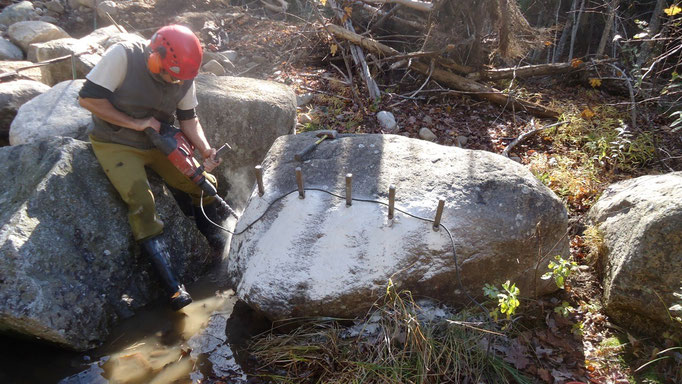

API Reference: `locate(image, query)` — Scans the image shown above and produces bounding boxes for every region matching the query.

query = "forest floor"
[53,1,682,383]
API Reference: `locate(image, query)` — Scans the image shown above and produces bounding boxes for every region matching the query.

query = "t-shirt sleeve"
[86,44,127,92]
[177,82,198,110]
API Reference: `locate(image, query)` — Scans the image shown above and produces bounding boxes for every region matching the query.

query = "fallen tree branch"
[326,24,560,118]
[502,120,569,157]
[360,0,433,12]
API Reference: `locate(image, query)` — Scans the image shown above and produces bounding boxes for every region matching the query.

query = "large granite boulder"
[7,21,69,53]
[27,26,127,86]
[227,133,568,321]
[195,75,297,207]
[0,137,212,351]
[0,79,51,142]
[9,80,91,146]
[588,172,682,336]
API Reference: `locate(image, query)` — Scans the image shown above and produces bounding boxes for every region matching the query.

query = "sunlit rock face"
[194,75,297,208]
[228,133,568,321]
[0,137,211,350]
[588,172,682,336]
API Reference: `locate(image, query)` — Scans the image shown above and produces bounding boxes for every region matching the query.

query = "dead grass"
[248,284,531,384]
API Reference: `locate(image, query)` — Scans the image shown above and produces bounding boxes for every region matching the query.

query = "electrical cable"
[199,188,486,311]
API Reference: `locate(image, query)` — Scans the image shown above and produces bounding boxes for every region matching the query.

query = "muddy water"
[0,268,261,384]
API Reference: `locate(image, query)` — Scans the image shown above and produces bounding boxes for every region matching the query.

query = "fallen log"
[468,61,585,81]
[325,24,560,118]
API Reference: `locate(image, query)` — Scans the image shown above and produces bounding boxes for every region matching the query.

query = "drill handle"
[214,142,232,160]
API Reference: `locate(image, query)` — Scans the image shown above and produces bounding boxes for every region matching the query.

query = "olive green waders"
[90,135,215,241]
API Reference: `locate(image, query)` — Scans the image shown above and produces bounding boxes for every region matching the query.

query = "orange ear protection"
[147,46,166,74]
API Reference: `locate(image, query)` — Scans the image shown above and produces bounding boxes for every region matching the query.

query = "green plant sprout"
[554,301,575,318]
[483,280,520,321]
[542,255,578,289]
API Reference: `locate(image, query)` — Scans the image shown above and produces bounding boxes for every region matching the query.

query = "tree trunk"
[555,0,577,62]
[498,0,510,58]
[596,0,619,57]
[551,0,561,63]
[637,0,666,66]
[568,0,585,60]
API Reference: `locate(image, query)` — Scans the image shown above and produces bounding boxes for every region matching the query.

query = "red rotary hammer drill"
[145,123,239,220]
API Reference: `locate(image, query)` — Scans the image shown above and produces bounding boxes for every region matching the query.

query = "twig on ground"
[502,120,569,157]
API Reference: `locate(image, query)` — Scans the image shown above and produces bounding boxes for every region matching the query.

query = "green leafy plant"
[554,301,575,318]
[483,280,521,321]
[542,255,577,289]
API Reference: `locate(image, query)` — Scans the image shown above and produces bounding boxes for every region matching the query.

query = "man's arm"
[179,117,221,172]
[79,97,161,132]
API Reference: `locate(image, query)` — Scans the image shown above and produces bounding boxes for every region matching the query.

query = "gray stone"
[96,1,118,18]
[588,172,682,336]
[195,75,297,208]
[0,38,23,60]
[376,111,397,132]
[39,15,60,24]
[9,80,91,145]
[202,59,226,76]
[103,32,146,49]
[456,135,468,147]
[0,79,51,140]
[81,25,127,47]
[202,51,235,72]
[419,127,437,141]
[0,137,212,350]
[69,0,96,9]
[8,20,70,53]
[227,134,567,321]
[296,92,314,107]
[46,0,66,14]
[220,50,238,62]
[0,1,35,26]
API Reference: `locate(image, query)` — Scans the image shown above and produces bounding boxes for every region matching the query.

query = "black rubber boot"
[195,200,227,251]
[140,235,193,311]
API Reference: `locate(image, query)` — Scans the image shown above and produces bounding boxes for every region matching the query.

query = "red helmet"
[148,25,203,80]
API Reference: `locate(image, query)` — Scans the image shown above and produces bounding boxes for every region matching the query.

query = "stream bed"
[0,267,269,384]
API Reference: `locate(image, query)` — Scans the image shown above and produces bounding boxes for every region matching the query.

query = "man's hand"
[136,116,161,132]
[202,148,222,173]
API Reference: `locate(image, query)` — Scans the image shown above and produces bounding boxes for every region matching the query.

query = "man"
[78,25,224,311]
